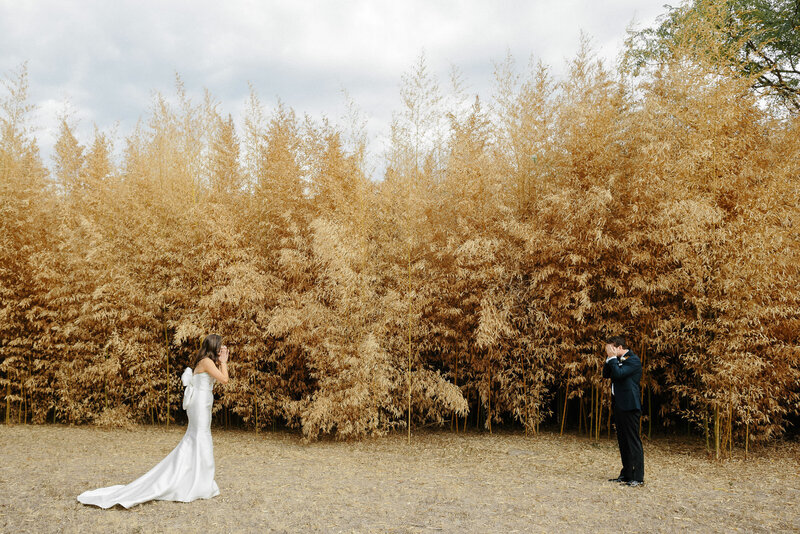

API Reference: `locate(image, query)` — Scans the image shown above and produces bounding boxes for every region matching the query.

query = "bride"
[78,334,230,508]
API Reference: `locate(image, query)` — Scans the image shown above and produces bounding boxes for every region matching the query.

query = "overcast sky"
[1,0,669,178]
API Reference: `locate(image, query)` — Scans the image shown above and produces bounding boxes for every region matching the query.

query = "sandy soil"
[0,424,798,533]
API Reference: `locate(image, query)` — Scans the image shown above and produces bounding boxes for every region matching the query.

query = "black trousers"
[614,406,644,482]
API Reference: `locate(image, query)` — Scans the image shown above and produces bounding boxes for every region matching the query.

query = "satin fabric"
[77,368,220,508]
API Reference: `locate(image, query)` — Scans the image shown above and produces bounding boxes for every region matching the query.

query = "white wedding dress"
[78,368,220,508]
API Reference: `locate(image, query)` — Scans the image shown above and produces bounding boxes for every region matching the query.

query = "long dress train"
[77,368,220,508]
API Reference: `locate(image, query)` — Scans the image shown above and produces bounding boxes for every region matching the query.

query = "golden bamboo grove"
[1,30,798,456]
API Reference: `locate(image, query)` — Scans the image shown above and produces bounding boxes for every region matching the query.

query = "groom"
[603,336,644,487]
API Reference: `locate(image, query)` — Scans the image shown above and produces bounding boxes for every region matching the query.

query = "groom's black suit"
[603,350,644,483]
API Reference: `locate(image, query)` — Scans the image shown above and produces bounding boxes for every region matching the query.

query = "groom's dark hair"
[606,336,627,349]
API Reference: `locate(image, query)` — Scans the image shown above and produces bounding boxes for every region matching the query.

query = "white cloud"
[0,0,668,177]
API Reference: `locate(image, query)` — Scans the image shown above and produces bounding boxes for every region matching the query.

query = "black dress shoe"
[626,480,644,487]
[608,476,628,483]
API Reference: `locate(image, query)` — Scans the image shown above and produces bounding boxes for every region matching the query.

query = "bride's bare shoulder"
[194,357,212,374]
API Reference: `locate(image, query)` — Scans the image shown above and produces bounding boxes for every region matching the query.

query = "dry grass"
[0,424,798,533]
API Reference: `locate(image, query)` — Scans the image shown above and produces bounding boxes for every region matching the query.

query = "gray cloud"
[0,0,667,176]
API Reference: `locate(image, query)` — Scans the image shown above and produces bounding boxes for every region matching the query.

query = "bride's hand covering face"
[219,345,229,363]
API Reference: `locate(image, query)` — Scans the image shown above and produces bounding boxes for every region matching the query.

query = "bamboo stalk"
[6,380,10,425]
[560,377,570,436]
[487,363,492,434]
[593,388,596,440]
[104,349,109,412]
[476,395,480,430]
[149,373,154,425]
[406,247,412,445]
[594,386,605,441]
[556,388,561,430]
[587,386,592,438]
[453,353,458,433]
[462,391,468,433]
[583,393,590,436]
[647,386,652,439]
[728,402,733,457]
[598,386,603,440]
[591,385,596,439]
[745,420,749,460]
[164,324,170,427]
[640,344,646,439]
[596,387,602,441]
[594,386,603,441]
[254,375,259,433]
[714,405,720,460]
[523,353,529,437]
[25,354,30,424]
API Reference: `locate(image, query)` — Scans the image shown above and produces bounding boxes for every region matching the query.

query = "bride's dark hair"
[193,334,223,368]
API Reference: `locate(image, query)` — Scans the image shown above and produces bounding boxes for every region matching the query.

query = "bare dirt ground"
[0,424,798,533]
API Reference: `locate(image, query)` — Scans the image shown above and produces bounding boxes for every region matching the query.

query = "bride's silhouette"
[78,334,230,508]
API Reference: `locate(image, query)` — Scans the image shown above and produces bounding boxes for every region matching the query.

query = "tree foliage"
[1,11,799,450]
[626,0,800,112]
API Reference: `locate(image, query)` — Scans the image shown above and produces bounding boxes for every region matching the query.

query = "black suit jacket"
[603,350,642,412]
